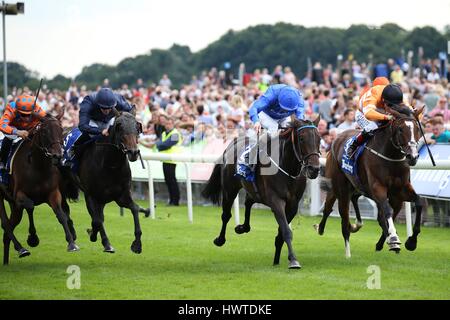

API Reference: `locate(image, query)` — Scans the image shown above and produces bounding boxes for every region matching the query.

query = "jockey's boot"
[347,130,373,159]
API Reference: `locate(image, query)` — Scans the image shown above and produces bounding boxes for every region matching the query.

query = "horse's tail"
[319,151,333,192]
[201,164,222,205]
[58,166,80,201]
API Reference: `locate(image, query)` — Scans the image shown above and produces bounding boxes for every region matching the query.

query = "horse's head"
[110,109,143,162]
[290,114,321,179]
[388,105,424,166]
[32,113,64,165]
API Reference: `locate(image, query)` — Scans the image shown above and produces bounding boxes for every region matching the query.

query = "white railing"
[139,153,450,235]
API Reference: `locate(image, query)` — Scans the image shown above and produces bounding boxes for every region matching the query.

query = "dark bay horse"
[60,110,150,254]
[317,106,425,257]
[202,116,321,269]
[0,114,78,265]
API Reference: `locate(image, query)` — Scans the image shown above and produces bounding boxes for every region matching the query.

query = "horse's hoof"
[375,243,384,251]
[213,237,225,247]
[27,234,40,247]
[67,243,80,252]
[18,248,31,258]
[388,243,401,253]
[87,229,97,242]
[405,237,417,251]
[103,245,115,253]
[288,260,302,269]
[143,209,151,218]
[235,224,250,234]
[131,241,142,254]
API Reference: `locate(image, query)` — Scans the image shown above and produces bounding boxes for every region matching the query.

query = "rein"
[267,124,320,179]
[27,118,63,158]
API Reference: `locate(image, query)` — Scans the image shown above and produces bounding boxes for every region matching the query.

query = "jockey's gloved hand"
[17,130,29,139]
[254,122,262,134]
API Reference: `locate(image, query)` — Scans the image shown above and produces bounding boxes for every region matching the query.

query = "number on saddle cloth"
[236,143,257,182]
[63,128,83,163]
[341,135,367,176]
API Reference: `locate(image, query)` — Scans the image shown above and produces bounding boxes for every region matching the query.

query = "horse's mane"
[390,104,413,117]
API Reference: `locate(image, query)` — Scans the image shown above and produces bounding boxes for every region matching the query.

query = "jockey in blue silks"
[236,84,305,182]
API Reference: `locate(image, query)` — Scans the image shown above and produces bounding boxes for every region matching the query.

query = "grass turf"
[0,199,448,300]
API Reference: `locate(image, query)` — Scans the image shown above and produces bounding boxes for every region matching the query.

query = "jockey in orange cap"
[0,94,46,170]
[346,82,406,158]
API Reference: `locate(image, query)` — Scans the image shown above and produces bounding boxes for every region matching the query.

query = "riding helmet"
[95,88,117,109]
[278,86,300,111]
[382,84,403,107]
[15,95,35,114]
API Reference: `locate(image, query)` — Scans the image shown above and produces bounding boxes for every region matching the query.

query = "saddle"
[341,135,367,176]
[0,138,24,185]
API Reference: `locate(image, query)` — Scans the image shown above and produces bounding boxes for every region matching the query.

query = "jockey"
[64,87,133,166]
[78,87,133,139]
[0,95,46,170]
[237,84,305,181]
[346,83,404,158]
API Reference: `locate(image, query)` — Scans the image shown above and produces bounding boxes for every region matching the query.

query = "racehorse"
[0,113,78,265]
[60,109,150,254]
[317,106,425,257]
[202,115,321,269]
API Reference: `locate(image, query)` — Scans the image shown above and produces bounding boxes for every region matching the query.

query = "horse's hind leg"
[62,197,76,241]
[235,194,254,235]
[351,194,363,232]
[116,193,143,254]
[315,191,336,235]
[48,190,79,252]
[26,207,40,247]
[213,189,239,247]
[337,193,352,258]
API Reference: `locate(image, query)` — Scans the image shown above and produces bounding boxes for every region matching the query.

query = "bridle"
[28,118,63,158]
[272,123,320,179]
[389,117,418,157]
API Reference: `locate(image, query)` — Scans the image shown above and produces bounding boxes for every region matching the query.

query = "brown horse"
[1,113,78,265]
[202,116,321,269]
[317,106,425,257]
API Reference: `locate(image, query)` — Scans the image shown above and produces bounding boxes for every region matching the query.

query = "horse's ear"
[56,108,64,122]
[414,105,425,119]
[130,104,137,117]
[112,107,120,118]
[313,114,321,127]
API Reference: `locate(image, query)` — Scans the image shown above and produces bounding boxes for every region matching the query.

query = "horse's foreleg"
[372,183,400,253]
[85,195,112,253]
[402,184,422,251]
[116,195,142,254]
[274,202,299,266]
[271,200,300,269]
[235,194,254,235]
[337,193,352,258]
[26,207,39,247]
[2,203,29,265]
[48,190,79,252]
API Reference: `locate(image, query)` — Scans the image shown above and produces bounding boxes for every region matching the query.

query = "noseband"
[291,125,321,169]
[389,117,418,156]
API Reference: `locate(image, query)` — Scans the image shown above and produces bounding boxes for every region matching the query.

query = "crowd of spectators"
[0,56,449,224]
